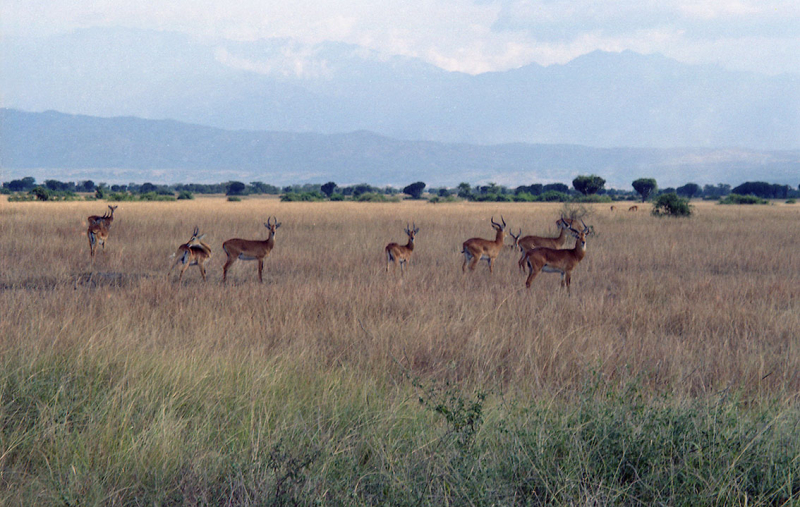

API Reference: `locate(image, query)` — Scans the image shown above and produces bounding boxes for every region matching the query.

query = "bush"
[718,194,769,205]
[227,196,242,202]
[539,190,571,202]
[329,193,345,201]
[280,191,324,202]
[573,194,613,203]
[177,190,194,200]
[651,192,692,217]
[355,192,399,202]
[786,199,797,204]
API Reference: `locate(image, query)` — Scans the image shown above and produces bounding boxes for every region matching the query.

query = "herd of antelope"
[86,205,593,292]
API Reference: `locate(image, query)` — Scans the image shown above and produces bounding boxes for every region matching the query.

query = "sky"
[2,0,799,75]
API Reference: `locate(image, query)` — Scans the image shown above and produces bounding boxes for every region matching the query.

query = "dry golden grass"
[1,197,798,399]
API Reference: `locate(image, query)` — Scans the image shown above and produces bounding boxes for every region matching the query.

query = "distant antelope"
[628,205,638,212]
[168,226,212,282]
[88,205,118,227]
[222,217,281,283]
[462,216,507,273]
[522,219,591,295]
[385,223,419,275]
[610,205,616,211]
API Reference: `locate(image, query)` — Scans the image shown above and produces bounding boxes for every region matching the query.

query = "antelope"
[521,219,591,295]
[628,205,638,212]
[515,217,571,271]
[222,217,281,283]
[508,229,522,250]
[385,223,419,274]
[461,216,507,273]
[88,205,118,227]
[168,226,212,282]
[610,205,616,211]
[87,221,110,258]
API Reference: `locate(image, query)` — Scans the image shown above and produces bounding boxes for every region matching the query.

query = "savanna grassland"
[1,197,799,505]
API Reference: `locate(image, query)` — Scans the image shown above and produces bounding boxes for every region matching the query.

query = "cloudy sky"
[2,0,799,75]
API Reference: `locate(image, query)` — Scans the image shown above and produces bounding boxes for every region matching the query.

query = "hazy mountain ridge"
[2,28,798,149]
[2,109,798,188]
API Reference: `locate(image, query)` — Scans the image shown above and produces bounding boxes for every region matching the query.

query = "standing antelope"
[521,219,591,294]
[515,217,571,270]
[87,221,110,258]
[628,205,638,212]
[168,226,212,282]
[610,205,616,211]
[462,216,507,273]
[222,217,281,283]
[88,205,118,227]
[385,223,419,274]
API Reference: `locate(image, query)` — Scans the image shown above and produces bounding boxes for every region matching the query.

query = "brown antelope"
[222,217,281,283]
[628,205,638,212]
[610,205,616,211]
[168,226,212,282]
[87,221,110,258]
[462,216,507,273]
[385,223,419,274]
[521,219,591,294]
[88,205,118,227]
[515,217,571,270]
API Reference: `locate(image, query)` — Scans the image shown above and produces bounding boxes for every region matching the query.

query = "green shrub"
[355,192,399,202]
[785,199,796,204]
[573,194,613,203]
[227,196,242,202]
[539,190,571,202]
[719,193,769,205]
[651,192,693,217]
[177,190,194,200]
[329,193,345,201]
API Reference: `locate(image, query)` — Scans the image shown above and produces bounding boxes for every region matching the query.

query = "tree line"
[2,175,798,203]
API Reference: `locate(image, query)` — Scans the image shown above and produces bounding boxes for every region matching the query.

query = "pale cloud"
[2,0,798,75]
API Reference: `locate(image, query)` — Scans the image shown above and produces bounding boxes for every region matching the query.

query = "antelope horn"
[193,225,199,237]
[266,217,273,227]
[490,216,500,228]
[501,215,506,227]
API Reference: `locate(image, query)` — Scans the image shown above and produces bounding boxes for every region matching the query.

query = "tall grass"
[1,198,798,504]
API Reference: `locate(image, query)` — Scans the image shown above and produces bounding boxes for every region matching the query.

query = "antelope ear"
[196,234,206,240]
[275,222,282,228]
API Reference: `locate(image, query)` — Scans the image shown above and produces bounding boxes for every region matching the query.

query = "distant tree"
[632,178,657,202]
[731,181,790,199]
[572,174,606,196]
[352,184,373,197]
[79,180,96,192]
[8,177,36,192]
[676,183,701,198]
[140,182,158,194]
[321,181,337,198]
[226,181,247,196]
[403,181,426,199]
[456,182,472,199]
[438,188,451,197]
[543,183,569,194]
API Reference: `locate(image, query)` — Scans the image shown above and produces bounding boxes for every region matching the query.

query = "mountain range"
[2,28,798,150]
[2,108,798,188]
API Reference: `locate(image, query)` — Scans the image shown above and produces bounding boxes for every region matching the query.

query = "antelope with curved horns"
[88,205,118,227]
[168,226,212,283]
[222,217,281,283]
[461,216,507,273]
[628,205,639,212]
[515,217,571,271]
[521,218,591,295]
[385,223,419,275]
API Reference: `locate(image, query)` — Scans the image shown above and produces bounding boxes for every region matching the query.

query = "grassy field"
[1,197,798,505]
